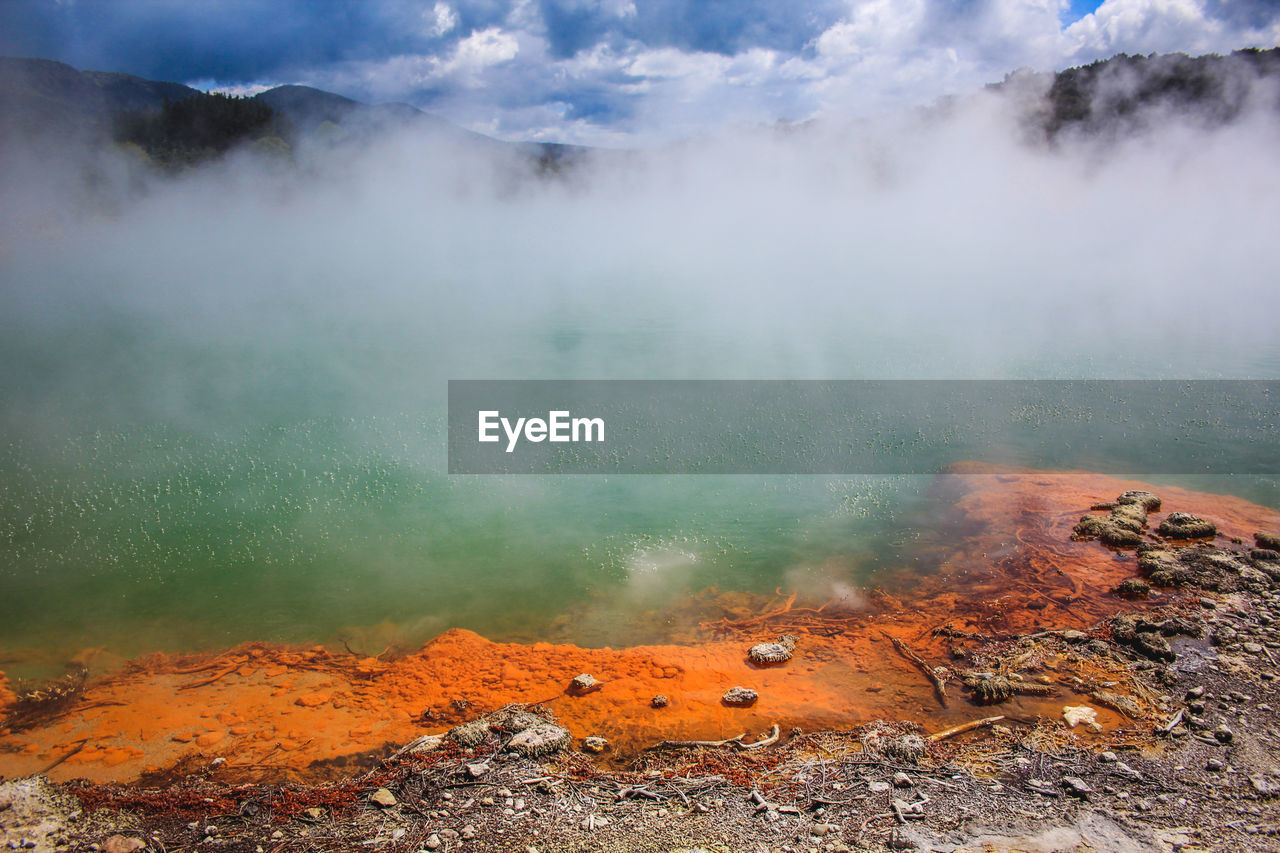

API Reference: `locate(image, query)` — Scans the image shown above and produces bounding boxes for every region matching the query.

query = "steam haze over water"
[3,53,1280,676]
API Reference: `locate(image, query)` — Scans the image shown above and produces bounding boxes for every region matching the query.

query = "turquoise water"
[3,123,1280,677]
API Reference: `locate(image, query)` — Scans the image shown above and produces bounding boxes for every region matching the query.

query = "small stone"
[1063,630,1088,642]
[1214,724,1234,743]
[460,825,477,840]
[1113,578,1151,598]
[1062,776,1093,797]
[303,807,325,821]
[722,686,758,706]
[103,839,145,853]
[1207,758,1227,772]
[1099,751,1117,763]
[1115,762,1142,780]
[1063,705,1101,731]
[1186,686,1206,699]
[569,673,602,694]
[424,836,441,851]
[582,736,609,753]
[868,781,891,794]
[370,788,397,807]
[651,694,669,708]
[892,772,912,788]
[466,762,491,779]
[1250,774,1280,796]
[294,691,330,707]
[810,823,836,837]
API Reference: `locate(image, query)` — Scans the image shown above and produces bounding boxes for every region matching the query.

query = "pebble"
[466,762,491,779]
[1215,724,1235,743]
[1062,777,1093,797]
[424,835,441,850]
[569,673,602,694]
[369,788,397,807]
[1207,758,1227,772]
[892,772,912,788]
[1115,762,1142,780]
[1099,751,1117,763]
[868,781,891,794]
[460,825,477,840]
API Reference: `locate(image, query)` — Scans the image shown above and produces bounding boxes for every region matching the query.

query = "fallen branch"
[740,724,781,750]
[926,715,1005,743]
[651,724,781,751]
[884,633,949,708]
[652,733,745,749]
[1159,707,1185,735]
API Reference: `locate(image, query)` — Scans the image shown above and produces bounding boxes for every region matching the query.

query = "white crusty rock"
[508,723,572,758]
[747,635,798,665]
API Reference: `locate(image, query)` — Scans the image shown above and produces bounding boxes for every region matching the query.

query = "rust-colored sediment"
[2,464,1277,784]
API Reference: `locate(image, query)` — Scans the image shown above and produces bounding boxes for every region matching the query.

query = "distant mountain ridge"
[3,49,1279,159]
[0,56,567,157]
[0,56,201,136]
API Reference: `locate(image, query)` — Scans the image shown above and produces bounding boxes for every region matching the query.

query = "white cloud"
[447,27,521,73]
[814,0,927,59]
[1064,0,1280,59]
[424,2,458,38]
[280,0,1280,145]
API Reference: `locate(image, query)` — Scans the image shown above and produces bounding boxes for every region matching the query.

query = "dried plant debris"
[3,668,88,732]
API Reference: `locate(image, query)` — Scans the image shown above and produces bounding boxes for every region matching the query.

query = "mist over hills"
[1,45,1278,246]
[4,47,1280,167]
[992,47,1280,139]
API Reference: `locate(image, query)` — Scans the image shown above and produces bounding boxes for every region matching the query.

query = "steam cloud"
[1,66,1279,658]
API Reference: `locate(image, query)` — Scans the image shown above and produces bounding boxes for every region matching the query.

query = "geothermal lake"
[2,115,1280,680]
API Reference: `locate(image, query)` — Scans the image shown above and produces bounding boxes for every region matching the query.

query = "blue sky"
[2,0,1277,144]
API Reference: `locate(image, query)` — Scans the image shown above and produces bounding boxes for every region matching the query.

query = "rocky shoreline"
[3,473,1280,852]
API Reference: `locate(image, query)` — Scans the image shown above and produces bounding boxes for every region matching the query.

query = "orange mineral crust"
[2,465,1277,784]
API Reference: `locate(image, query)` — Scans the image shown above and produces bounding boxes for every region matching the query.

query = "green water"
[3,130,1280,679]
